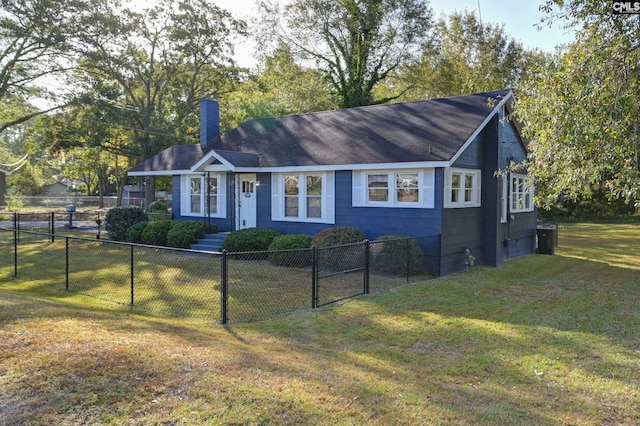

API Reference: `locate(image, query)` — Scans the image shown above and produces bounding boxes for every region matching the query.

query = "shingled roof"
[130,89,512,174]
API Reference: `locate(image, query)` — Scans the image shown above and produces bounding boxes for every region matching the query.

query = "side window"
[444,168,481,208]
[511,174,534,212]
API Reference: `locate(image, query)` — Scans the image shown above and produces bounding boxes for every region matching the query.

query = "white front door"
[237,174,257,230]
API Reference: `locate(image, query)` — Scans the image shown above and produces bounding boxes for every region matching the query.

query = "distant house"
[129,89,536,275]
[42,182,72,196]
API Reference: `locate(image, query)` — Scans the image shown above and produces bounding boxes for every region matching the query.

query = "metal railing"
[0,222,439,324]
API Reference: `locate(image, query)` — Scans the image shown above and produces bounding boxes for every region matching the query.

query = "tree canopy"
[402,10,543,99]
[516,0,640,213]
[257,0,433,108]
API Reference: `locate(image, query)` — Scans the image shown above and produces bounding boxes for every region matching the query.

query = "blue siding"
[260,170,442,239]
[498,116,527,168]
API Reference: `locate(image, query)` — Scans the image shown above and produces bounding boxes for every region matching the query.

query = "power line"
[0,153,29,168]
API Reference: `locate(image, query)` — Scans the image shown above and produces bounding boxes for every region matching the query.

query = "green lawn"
[0,231,416,322]
[1,222,639,425]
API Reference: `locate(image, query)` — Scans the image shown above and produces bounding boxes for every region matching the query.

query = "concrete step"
[190,232,229,252]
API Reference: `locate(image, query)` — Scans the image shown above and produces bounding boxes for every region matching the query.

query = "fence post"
[130,245,134,305]
[220,250,228,324]
[13,226,18,278]
[51,212,55,243]
[65,237,69,291]
[311,245,318,309]
[14,212,18,243]
[364,240,370,294]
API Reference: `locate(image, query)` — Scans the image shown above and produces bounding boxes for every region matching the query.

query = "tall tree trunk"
[144,175,155,209]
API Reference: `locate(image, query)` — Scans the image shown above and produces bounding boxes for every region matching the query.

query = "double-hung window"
[444,168,481,208]
[272,172,335,223]
[181,174,226,217]
[510,174,534,212]
[353,169,434,208]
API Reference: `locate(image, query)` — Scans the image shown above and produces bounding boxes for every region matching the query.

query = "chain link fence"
[0,211,105,235]
[1,214,439,324]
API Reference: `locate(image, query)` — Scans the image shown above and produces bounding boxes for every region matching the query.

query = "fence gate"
[315,241,369,307]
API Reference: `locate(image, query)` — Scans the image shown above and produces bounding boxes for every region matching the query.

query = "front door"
[237,174,257,230]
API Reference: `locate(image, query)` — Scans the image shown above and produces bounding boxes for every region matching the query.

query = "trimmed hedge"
[105,206,147,241]
[221,227,282,252]
[125,222,148,244]
[372,235,424,275]
[147,200,170,221]
[268,234,313,267]
[147,200,168,213]
[141,220,176,246]
[310,227,366,247]
[167,221,211,249]
[311,227,366,271]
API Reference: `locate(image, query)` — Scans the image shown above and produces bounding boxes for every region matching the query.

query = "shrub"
[311,227,366,271]
[372,235,424,275]
[147,200,168,213]
[310,227,366,247]
[141,220,176,246]
[221,227,281,252]
[125,222,148,244]
[268,234,313,267]
[104,206,147,241]
[167,221,210,249]
[147,200,169,221]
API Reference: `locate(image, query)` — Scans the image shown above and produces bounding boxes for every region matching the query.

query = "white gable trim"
[191,150,235,172]
[449,90,514,166]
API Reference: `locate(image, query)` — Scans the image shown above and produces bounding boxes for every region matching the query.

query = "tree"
[515,1,640,212]
[0,0,88,133]
[257,0,433,108]
[222,44,337,127]
[397,11,542,100]
[75,0,247,206]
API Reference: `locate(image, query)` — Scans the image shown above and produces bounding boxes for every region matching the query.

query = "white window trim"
[444,167,481,208]
[271,172,335,224]
[352,169,435,208]
[180,173,227,218]
[510,173,535,213]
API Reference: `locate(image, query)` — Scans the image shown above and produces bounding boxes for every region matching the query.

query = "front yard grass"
[0,221,639,424]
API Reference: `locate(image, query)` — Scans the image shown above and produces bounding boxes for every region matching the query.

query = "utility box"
[536,226,556,255]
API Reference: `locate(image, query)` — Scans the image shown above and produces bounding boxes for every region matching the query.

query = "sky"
[208,0,575,67]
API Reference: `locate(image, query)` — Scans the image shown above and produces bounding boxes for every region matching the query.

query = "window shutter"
[180,175,189,215]
[271,173,282,220]
[352,171,364,207]
[475,171,482,206]
[422,169,435,208]
[443,168,452,208]
[325,172,335,224]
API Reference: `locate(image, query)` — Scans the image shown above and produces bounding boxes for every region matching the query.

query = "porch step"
[190,232,229,252]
